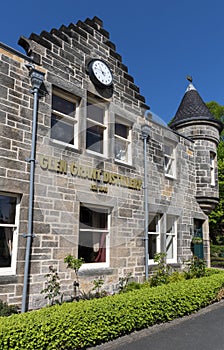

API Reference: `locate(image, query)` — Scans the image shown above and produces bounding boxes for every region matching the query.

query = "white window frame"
[51,88,79,149]
[164,140,176,179]
[165,215,177,264]
[210,152,216,187]
[79,204,110,270]
[86,97,108,157]
[148,214,161,264]
[114,116,132,165]
[0,193,20,276]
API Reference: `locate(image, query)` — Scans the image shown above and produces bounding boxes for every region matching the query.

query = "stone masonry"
[0,17,222,309]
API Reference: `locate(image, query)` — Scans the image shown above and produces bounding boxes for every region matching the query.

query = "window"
[210,152,216,187]
[51,88,79,148]
[148,213,177,264]
[114,117,132,164]
[0,193,20,275]
[166,215,177,263]
[86,99,107,155]
[164,141,176,178]
[78,205,110,267]
[148,214,161,262]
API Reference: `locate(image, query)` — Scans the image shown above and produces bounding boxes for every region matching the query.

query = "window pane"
[80,206,107,229]
[115,138,127,161]
[52,95,76,117]
[0,195,16,225]
[165,156,174,176]
[164,144,172,156]
[166,216,175,234]
[115,123,128,139]
[148,234,158,259]
[166,235,173,259]
[87,103,104,124]
[51,114,74,144]
[86,124,103,153]
[0,227,13,267]
[78,231,106,263]
[148,215,159,232]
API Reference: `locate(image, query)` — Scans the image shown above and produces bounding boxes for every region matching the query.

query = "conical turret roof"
[169,82,222,131]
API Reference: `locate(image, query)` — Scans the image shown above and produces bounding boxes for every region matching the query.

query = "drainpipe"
[141,124,151,281]
[21,68,45,313]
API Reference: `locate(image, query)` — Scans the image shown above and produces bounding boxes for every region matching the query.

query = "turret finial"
[186,75,193,83]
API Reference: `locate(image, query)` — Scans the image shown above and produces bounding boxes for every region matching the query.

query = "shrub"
[168,271,185,283]
[184,257,206,279]
[64,255,84,299]
[118,272,132,292]
[78,278,108,300]
[205,268,224,276]
[122,281,142,292]
[0,272,224,349]
[210,244,224,268]
[0,300,18,317]
[41,266,62,305]
[149,253,171,286]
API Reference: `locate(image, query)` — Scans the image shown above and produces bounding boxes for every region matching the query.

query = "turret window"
[210,152,216,187]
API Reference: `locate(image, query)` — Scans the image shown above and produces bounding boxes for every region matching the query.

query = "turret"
[169,80,223,214]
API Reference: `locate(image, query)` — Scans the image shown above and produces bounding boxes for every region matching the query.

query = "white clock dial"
[88,59,113,87]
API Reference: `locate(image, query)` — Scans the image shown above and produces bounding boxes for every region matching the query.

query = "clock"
[88,59,113,87]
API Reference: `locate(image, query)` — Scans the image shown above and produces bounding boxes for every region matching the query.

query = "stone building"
[0,17,222,310]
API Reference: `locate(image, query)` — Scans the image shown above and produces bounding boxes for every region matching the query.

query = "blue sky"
[1,0,223,123]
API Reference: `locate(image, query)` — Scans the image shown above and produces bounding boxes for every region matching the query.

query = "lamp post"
[21,68,45,313]
[141,124,151,281]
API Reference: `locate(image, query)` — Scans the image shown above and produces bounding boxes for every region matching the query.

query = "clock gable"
[18,16,150,115]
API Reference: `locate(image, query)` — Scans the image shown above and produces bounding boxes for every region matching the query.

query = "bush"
[168,271,185,283]
[122,281,142,292]
[149,253,171,287]
[211,259,224,268]
[184,257,206,279]
[0,272,224,349]
[210,245,224,268]
[205,268,224,276]
[0,300,18,317]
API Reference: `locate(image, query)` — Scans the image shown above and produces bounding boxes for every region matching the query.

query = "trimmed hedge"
[1,272,224,350]
[211,245,224,268]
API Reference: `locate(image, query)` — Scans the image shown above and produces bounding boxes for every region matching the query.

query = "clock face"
[89,59,113,87]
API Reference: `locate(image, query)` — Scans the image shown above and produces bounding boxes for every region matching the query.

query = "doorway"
[193,219,204,259]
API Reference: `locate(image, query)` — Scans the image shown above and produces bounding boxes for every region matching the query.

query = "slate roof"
[169,83,221,130]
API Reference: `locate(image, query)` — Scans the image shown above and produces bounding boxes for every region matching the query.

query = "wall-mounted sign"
[39,155,142,191]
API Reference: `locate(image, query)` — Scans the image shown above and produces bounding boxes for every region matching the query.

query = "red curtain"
[95,233,106,262]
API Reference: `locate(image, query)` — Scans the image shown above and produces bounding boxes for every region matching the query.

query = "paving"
[88,300,224,350]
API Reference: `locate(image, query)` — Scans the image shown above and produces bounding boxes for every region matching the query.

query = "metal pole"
[141,124,150,281]
[21,68,44,313]
[144,135,149,280]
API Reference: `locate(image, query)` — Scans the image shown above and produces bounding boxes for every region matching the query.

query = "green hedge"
[1,272,224,350]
